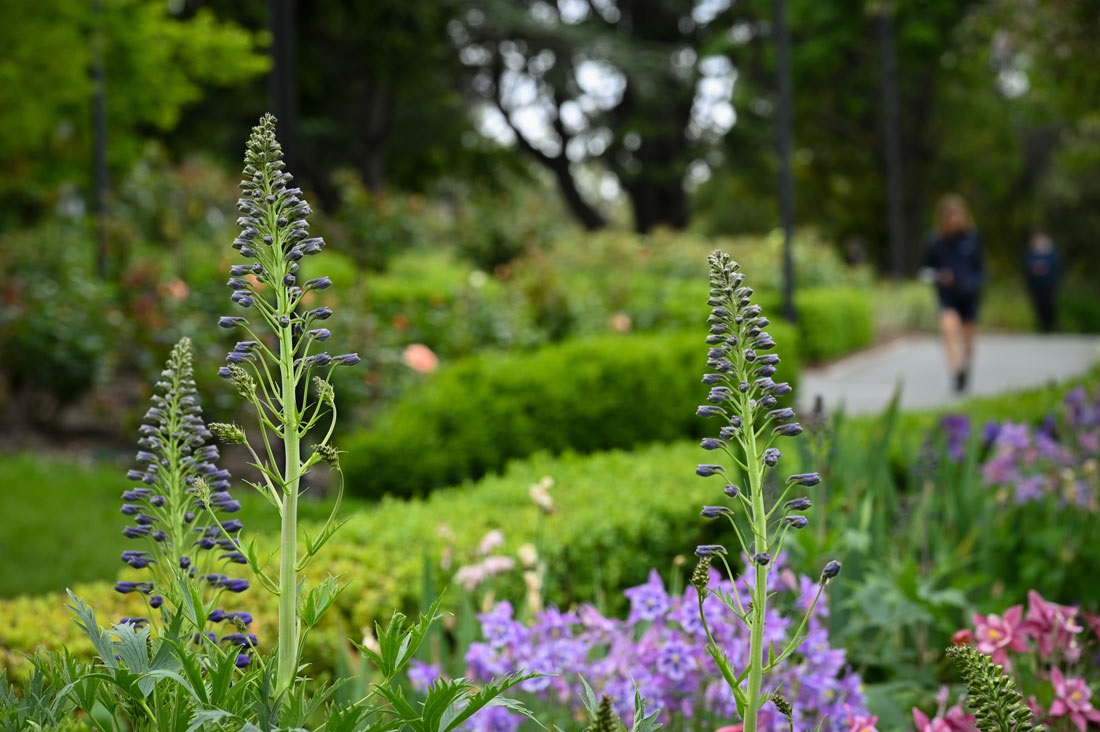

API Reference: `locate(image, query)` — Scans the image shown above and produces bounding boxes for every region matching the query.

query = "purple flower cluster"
[216,113,358,381]
[409,555,868,732]
[977,385,1100,508]
[117,337,254,667]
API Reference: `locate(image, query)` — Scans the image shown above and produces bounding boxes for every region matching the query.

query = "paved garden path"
[797,333,1100,416]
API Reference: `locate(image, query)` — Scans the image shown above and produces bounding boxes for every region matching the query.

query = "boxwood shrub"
[340,325,800,501]
[755,287,874,363]
[0,440,726,685]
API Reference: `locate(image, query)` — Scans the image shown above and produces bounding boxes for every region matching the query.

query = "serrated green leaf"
[64,590,117,670]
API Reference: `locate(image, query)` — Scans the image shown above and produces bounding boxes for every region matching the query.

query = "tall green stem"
[742,413,768,732]
[277,295,301,694]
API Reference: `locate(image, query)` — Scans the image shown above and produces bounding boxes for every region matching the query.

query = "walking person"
[923,194,985,393]
[1023,231,1060,333]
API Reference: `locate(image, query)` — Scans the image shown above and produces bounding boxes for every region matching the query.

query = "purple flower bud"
[225,351,254,364]
[301,238,324,255]
[756,365,777,378]
[307,329,331,341]
[755,336,776,351]
[303,353,332,368]
[123,525,152,539]
[121,504,140,516]
[768,382,793,396]
[220,551,248,564]
[700,505,733,518]
[220,578,250,593]
[333,353,360,366]
[697,405,724,418]
[724,484,740,497]
[115,581,154,595]
[773,423,803,437]
[759,395,778,409]
[305,276,332,291]
[285,247,304,261]
[150,595,164,609]
[821,560,842,582]
[227,278,251,290]
[707,387,731,404]
[696,464,725,477]
[784,516,809,529]
[695,544,728,557]
[221,633,258,648]
[707,348,726,361]
[753,552,771,566]
[786,473,821,487]
[766,408,796,421]
[307,307,333,321]
[744,349,756,362]
[220,316,248,329]
[701,373,723,385]
[763,448,781,467]
[705,334,725,346]
[236,654,253,668]
[784,497,812,511]
[700,438,725,450]
[217,366,233,379]
[221,519,244,534]
[121,550,155,569]
[719,425,738,439]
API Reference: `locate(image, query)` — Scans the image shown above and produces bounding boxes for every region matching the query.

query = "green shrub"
[341,327,801,501]
[0,440,726,685]
[766,288,875,363]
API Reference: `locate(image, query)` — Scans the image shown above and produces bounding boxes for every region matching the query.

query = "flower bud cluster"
[217,114,358,386]
[116,338,254,668]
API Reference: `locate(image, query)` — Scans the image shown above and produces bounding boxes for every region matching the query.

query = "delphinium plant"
[111,336,253,667]
[691,251,842,732]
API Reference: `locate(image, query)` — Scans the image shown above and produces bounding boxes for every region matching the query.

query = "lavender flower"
[451,555,868,731]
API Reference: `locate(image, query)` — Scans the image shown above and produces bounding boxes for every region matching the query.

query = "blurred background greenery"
[3,5,1100,723]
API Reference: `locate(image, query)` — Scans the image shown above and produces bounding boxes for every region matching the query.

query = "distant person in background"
[922,194,985,394]
[1023,231,1060,333]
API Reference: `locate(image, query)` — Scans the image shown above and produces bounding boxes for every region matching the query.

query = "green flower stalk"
[692,251,840,732]
[117,337,254,667]
[216,114,358,694]
[946,643,1042,732]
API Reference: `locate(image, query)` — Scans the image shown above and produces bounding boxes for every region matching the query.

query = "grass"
[0,452,351,599]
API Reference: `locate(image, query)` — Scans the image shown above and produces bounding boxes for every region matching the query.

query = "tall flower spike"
[692,251,839,732]
[118,337,254,663]
[221,115,359,694]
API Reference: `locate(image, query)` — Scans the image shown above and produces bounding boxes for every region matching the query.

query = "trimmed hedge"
[0,441,729,685]
[341,326,800,501]
[756,287,875,363]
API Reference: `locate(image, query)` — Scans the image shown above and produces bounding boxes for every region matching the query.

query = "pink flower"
[845,713,878,732]
[1048,668,1100,732]
[973,605,1030,667]
[912,705,979,732]
[714,725,743,732]
[403,343,439,373]
[1019,590,1083,661]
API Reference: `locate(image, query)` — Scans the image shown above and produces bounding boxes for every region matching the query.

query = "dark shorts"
[938,291,980,322]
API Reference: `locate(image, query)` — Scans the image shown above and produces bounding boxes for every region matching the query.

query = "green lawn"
[0,452,347,599]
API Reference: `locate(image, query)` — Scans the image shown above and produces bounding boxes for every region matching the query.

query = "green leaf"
[64,590,117,669]
[439,671,543,732]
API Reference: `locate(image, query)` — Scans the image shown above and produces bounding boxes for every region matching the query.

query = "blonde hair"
[935,193,973,235]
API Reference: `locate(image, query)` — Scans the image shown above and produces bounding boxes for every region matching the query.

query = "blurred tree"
[695,0,1100,276]
[453,0,740,233]
[0,0,267,229]
[169,0,527,210]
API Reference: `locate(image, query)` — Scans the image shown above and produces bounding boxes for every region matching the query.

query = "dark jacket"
[925,229,985,298]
